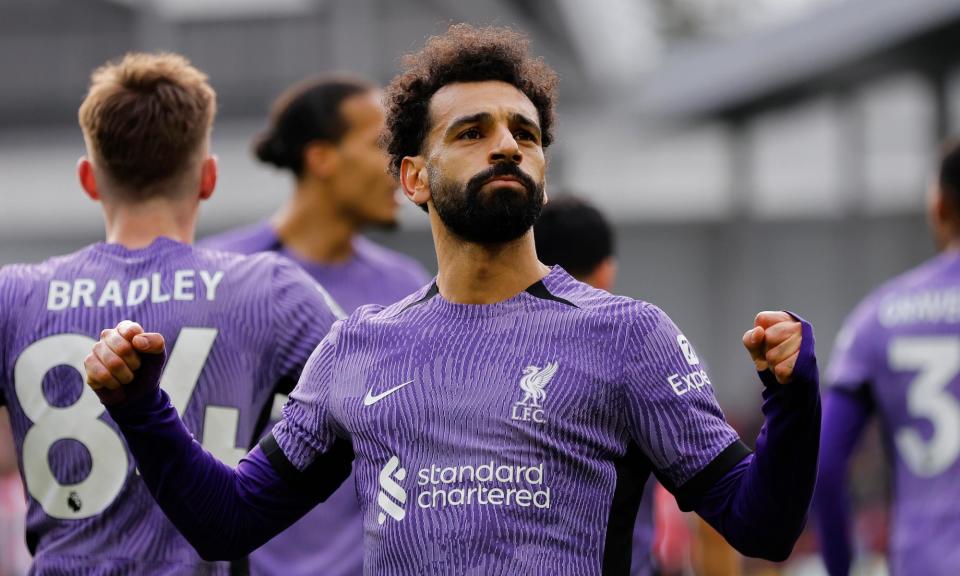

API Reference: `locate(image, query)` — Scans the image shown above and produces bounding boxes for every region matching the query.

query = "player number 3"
[889,335,960,477]
[14,328,244,520]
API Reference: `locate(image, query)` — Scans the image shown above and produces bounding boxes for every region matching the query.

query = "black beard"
[429,163,545,244]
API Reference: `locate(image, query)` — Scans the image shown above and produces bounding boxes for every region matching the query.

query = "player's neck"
[433,221,549,305]
[272,181,356,263]
[103,198,195,248]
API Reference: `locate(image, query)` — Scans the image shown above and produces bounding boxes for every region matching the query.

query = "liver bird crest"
[517,362,559,407]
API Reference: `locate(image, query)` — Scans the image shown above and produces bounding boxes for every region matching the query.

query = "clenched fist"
[84,320,166,405]
[742,311,803,385]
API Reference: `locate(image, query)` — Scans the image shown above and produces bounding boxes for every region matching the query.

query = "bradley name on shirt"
[47,270,225,311]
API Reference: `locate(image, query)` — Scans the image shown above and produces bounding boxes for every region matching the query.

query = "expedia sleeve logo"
[667,370,712,396]
[668,335,711,397]
[676,335,700,366]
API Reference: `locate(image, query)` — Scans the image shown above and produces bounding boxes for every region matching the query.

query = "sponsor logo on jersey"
[667,370,712,397]
[376,455,553,526]
[377,456,407,524]
[511,362,558,424]
[416,461,552,511]
[676,334,700,366]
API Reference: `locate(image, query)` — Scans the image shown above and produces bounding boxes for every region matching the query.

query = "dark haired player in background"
[534,195,741,576]
[816,140,960,576]
[202,75,427,312]
[534,195,617,290]
[0,53,339,574]
[202,75,428,576]
[85,25,820,574]
[535,194,666,574]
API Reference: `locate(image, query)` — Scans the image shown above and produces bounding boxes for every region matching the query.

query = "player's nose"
[488,124,522,165]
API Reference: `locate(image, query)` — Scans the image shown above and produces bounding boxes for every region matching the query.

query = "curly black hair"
[382,23,559,179]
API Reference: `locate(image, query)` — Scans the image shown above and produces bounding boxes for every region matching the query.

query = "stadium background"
[2,0,957,573]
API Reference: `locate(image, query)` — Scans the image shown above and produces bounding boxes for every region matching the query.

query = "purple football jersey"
[827,251,960,575]
[271,266,742,574]
[0,237,338,575]
[201,221,429,576]
[201,221,429,314]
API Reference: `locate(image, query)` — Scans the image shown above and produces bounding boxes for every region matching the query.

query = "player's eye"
[514,129,537,142]
[458,128,482,140]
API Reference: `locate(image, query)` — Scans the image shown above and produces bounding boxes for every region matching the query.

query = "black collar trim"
[399,278,578,313]
[525,280,578,308]
[400,282,440,313]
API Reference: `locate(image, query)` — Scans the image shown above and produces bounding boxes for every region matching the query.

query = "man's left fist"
[742,311,803,385]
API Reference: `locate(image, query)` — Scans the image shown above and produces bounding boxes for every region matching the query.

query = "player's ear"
[199,155,217,201]
[77,157,100,202]
[303,142,338,179]
[400,156,430,207]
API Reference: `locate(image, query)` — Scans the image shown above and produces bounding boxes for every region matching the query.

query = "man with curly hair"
[82,25,821,574]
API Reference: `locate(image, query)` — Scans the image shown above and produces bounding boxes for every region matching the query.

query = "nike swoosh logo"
[363,380,414,406]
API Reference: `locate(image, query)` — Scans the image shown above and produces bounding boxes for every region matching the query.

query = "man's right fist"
[85,320,165,405]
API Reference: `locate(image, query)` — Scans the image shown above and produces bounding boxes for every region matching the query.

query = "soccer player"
[534,196,741,576]
[202,75,428,312]
[0,53,339,574]
[201,76,429,576]
[815,140,960,576]
[535,195,658,571]
[84,25,821,574]
[533,195,617,291]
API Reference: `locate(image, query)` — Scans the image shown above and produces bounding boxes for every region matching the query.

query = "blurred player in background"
[816,140,960,575]
[84,25,820,574]
[0,53,339,574]
[201,76,428,311]
[201,75,429,576]
[535,195,741,576]
[535,195,659,573]
[534,194,617,291]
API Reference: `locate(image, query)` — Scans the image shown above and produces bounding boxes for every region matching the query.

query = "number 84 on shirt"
[13,327,243,520]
